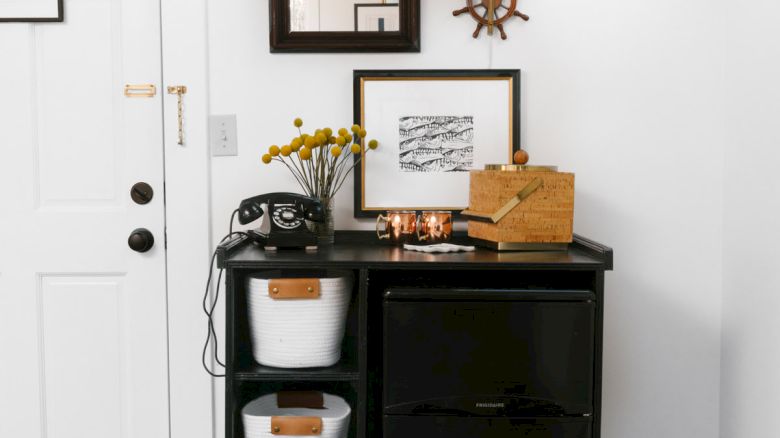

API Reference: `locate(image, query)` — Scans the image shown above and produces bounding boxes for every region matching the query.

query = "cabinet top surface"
[219,233,612,271]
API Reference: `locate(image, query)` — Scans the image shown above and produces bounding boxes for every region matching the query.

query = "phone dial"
[238,193,325,249]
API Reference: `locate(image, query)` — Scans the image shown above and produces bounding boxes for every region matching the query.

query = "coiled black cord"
[202,209,245,378]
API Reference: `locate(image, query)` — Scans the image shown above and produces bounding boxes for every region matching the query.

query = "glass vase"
[309,197,335,246]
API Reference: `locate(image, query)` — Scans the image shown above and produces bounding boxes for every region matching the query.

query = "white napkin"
[403,243,476,253]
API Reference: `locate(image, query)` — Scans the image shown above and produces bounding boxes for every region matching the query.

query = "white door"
[0,0,170,437]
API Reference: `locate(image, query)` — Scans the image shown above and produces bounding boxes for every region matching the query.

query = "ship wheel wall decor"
[454,0,529,40]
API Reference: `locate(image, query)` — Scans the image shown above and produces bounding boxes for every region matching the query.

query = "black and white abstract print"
[398,116,474,172]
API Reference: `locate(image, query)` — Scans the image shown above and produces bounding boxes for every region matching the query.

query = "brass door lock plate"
[124,84,157,98]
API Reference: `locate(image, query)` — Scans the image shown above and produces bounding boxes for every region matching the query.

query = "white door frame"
[160,0,215,437]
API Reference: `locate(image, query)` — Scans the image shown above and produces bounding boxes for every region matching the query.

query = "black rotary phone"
[237,193,325,249]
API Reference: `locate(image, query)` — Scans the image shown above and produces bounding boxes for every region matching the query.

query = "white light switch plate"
[210,114,238,156]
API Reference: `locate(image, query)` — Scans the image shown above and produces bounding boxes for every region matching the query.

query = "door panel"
[0,0,169,437]
[39,275,127,438]
[35,0,122,207]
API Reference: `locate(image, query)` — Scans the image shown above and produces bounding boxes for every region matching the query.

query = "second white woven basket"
[242,393,351,438]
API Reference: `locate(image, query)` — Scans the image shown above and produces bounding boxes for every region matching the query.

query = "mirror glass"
[289,0,400,32]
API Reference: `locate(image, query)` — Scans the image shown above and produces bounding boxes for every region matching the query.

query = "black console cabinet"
[218,232,612,438]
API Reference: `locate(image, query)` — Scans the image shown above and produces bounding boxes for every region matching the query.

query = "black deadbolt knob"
[128,228,154,253]
[130,182,154,205]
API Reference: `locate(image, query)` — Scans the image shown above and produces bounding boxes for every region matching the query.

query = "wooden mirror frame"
[269,0,420,53]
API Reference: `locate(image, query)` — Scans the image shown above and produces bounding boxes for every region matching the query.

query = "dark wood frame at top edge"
[269,0,419,53]
[352,69,522,219]
[0,0,63,22]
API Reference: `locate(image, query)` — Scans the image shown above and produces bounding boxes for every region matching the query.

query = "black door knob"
[128,228,154,253]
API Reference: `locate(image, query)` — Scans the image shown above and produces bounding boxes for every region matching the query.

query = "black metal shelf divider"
[357,268,369,438]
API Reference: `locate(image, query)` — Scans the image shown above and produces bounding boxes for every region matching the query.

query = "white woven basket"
[242,393,351,438]
[246,271,352,368]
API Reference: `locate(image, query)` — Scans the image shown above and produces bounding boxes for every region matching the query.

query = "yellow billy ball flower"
[315,133,327,145]
[358,128,367,139]
[338,128,349,137]
[269,145,281,156]
[368,139,379,149]
[294,118,303,128]
[336,136,346,146]
[304,136,317,149]
[299,147,312,160]
[323,128,333,138]
[280,145,292,157]
[351,124,361,134]
[290,138,303,151]
[345,134,353,143]
[350,143,361,154]
[331,146,342,157]
[328,136,337,145]
[261,153,272,164]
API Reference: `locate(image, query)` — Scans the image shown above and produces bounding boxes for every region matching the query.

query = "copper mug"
[417,211,453,243]
[376,211,418,243]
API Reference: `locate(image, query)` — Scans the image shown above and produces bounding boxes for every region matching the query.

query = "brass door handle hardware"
[167,85,188,145]
[124,84,157,98]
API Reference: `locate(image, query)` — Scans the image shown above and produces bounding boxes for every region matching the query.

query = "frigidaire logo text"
[475,402,505,408]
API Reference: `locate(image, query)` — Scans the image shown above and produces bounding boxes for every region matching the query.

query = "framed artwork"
[353,69,521,218]
[0,0,63,22]
[354,3,399,32]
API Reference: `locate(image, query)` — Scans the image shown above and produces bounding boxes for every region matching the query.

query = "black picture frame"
[0,0,63,22]
[354,3,399,32]
[269,0,419,53]
[353,69,522,219]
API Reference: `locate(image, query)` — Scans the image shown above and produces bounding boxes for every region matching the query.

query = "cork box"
[466,169,575,244]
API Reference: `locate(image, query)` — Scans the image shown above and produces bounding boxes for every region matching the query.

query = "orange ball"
[513,149,529,165]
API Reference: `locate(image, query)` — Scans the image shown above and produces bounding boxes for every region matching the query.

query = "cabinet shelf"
[233,360,360,382]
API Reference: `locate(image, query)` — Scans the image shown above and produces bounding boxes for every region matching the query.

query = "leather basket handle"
[272,392,325,436]
[268,279,320,299]
[270,416,323,436]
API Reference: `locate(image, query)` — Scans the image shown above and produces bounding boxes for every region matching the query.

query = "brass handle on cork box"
[461,177,543,224]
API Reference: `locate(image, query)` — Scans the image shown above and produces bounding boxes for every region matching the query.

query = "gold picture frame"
[353,70,520,218]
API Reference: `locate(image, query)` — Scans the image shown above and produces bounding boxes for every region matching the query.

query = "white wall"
[207,1,726,437]
[721,1,780,437]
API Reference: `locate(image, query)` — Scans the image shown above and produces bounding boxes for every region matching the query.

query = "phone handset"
[238,193,325,225]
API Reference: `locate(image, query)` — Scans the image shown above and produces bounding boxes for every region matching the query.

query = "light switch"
[210,114,238,156]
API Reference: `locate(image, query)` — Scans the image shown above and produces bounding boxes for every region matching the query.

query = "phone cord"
[202,209,244,378]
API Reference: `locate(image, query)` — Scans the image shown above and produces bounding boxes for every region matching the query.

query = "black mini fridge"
[383,288,596,438]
